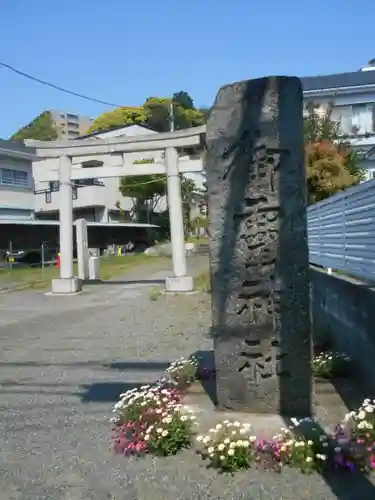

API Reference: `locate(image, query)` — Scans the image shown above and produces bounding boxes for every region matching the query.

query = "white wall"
[0,156,35,218]
[304,89,375,136]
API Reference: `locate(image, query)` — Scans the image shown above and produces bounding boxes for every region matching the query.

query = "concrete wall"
[310,266,375,382]
[0,155,35,218]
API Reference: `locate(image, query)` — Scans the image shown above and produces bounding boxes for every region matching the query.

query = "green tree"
[304,104,365,203]
[180,176,197,236]
[11,111,58,141]
[119,158,166,223]
[87,107,147,134]
[172,91,194,110]
[87,93,206,135]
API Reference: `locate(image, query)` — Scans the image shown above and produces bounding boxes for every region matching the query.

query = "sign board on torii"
[27,125,207,295]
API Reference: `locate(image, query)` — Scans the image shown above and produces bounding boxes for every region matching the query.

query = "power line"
[0,61,124,107]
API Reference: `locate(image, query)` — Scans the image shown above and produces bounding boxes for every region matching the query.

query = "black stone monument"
[206,76,311,416]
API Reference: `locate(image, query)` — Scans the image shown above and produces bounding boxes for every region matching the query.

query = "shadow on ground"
[83,279,165,286]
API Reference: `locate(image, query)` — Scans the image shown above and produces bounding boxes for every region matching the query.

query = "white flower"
[224,438,230,445]
[239,428,248,435]
[366,405,374,413]
[203,436,210,444]
[208,447,214,454]
[144,435,150,441]
[306,457,313,462]
[242,441,250,448]
[236,440,244,447]
[216,424,223,430]
[196,435,203,442]
[233,421,241,427]
[358,411,366,420]
[156,428,163,434]
[229,442,236,449]
[181,416,188,421]
[307,440,313,446]
[227,449,235,456]
[162,416,172,424]
[189,415,196,421]
[219,455,225,460]
[249,436,257,443]
[161,430,169,437]
[218,444,225,451]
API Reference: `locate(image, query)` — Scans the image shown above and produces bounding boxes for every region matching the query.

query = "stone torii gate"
[29,126,206,295]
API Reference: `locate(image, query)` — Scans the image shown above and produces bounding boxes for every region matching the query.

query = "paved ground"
[1,256,375,500]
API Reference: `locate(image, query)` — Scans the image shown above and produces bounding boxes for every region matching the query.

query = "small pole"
[9,240,12,270]
[169,102,175,132]
[41,243,45,277]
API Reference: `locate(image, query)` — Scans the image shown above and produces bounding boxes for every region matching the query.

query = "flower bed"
[313,351,352,379]
[111,353,375,475]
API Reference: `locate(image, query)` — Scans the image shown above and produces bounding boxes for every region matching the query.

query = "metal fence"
[307,178,375,282]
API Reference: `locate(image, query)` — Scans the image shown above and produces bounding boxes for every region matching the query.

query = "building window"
[68,130,79,137]
[67,122,79,129]
[331,103,375,135]
[0,168,28,187]
[67,113,78,121]
[45,191,51,203]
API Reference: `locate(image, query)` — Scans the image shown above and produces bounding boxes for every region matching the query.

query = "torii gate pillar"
[164,146,194,292]
[51,155,82,294]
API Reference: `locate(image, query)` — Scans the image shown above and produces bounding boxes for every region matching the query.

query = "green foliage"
[312,351,352,379]
[87,107,147,134]
[172,91,194,110]
[166,356,199,388]
[11,111,58,141]
[144,97,172,132]
[146,412,195,457]
[88,92,206,135]
[304,104,365,203]
[304,103,340,143]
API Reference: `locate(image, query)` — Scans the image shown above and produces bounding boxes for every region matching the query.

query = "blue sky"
[1,0,375,138]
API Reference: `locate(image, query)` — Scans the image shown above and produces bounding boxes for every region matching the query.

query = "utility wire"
[0,61,124,107]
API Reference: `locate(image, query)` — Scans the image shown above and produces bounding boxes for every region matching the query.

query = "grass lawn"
[0,254,167,291]
[185,236,209,245]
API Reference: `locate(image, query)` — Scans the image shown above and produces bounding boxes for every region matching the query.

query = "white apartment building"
[0,139,37,220]
[50,110,93,140]
[33,124,205,222]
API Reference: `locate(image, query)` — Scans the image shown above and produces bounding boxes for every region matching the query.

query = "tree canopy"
[11,111,58,141]
[87,91,206,135]
[87,107,147,134]
[304,103,365,203]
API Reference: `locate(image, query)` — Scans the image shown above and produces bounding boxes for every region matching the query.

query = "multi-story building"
[0,139,36,220]
[301,60,375,179]
[50,110,93,140]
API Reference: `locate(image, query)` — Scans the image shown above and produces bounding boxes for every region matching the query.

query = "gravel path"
[0,256,374,500]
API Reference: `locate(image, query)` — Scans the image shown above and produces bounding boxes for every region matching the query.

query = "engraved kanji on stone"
[238,338,288,385]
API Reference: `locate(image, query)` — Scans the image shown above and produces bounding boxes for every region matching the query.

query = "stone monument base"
[50,277,82,295]
[182,379,334,438]
[165,275,194,293]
